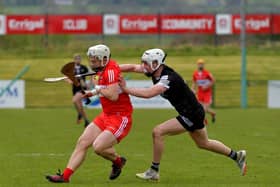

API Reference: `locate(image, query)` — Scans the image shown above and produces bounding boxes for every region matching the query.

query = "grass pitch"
[0,108,279,186]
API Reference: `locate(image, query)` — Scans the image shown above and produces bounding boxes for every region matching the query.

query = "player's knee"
[152,126,163,138]
[72,97,78,104]
[72,94,82,103]
[76,138,91,150]
[195,140,209,150]
[92,142,103,155]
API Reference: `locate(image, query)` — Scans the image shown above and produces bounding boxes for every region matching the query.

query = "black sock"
[78,113,82,119]
[228,150,237,160]
[84,119,90,127]
[151,162,159,172]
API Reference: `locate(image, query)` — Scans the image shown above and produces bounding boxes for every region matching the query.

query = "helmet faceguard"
[87,44,110,72]
[141,48,166,76]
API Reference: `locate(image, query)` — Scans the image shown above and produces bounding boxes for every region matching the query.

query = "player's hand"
[64,77,73,84]
[92,75,99,86]
[82,90,94,98]
[201,85,209,91]
[191,88,196,94]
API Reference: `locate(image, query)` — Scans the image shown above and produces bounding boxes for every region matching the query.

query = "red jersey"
[96,59,133,115]
[192,69,214,94]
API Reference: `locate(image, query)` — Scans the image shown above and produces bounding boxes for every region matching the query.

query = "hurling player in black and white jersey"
[119,48,247,181]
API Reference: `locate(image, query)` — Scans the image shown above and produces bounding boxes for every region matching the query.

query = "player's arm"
[191,81,197,93]
[85,67,121,101]
[98,83,119,101]
[202,73,215,90]
[191,74,197,93]
[208,73,215,88]
[119,77,167,98]
[119,64,144,73]
[81,65,90,88]
[83,83,119,101]
[123,84,166,98]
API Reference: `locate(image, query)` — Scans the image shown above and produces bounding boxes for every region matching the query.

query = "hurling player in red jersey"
[46,44,133,183]
[192,58,216,124]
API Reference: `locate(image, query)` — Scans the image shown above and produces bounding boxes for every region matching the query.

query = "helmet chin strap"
[92,58,109,72]
[144,67,160,77]
[145,61,161,77]
[144,71,155,77]
[91,66,104,72]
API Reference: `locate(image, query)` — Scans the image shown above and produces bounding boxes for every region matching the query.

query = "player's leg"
[203,93,216,123]
[92,114,131,161]
[204,103,216,123]
[198,93,210,125]
[92,130,118,160]
[93,114,132,180]
[72,92,89,126]
[189,127,246,175]
[136,118,186,181]
[189,127,231,155]
[152,118,186,162]
[66,124,101,170]
[46,123,101,183]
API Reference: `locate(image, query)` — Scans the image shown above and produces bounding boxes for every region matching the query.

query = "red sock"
[113,156,121,166]
[63,168,74,181]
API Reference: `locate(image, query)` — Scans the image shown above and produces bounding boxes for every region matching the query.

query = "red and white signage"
[6,15,45,34]
[272,15,280,34]
[120,15,158,34]
[48,15,102,34]
[161,15,215,34]
[1,13,280,35]
[216,14,232,35]
[0,15,6,35]
[103,14,119,35]
[232,14,270,34]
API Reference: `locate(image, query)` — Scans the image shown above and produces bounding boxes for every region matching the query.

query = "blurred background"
[0,0,280,108]
[1,0,280,53]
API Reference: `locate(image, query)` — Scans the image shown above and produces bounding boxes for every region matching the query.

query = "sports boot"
[136,168,159,181]
[211,113,216,123]
[46,169,69,183]
[109,157,126,180]
[236,150,247,176]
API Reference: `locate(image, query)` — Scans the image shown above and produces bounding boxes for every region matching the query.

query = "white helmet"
[87,44,110,66]
[141,48,166,71]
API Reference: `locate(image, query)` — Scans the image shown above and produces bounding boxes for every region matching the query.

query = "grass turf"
[0,108,279,186]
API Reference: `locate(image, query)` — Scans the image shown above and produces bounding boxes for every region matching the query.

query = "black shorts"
[176,106,205,132]
[72,86,86,95]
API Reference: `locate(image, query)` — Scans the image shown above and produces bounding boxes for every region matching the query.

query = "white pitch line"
[0,152,146,157]
[14,153,67,157]
[3,152,95,157]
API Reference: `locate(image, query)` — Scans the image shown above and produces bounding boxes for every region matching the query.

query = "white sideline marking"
[15,153,66,157]
[0,153,67,157]
[0,153,145,157]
